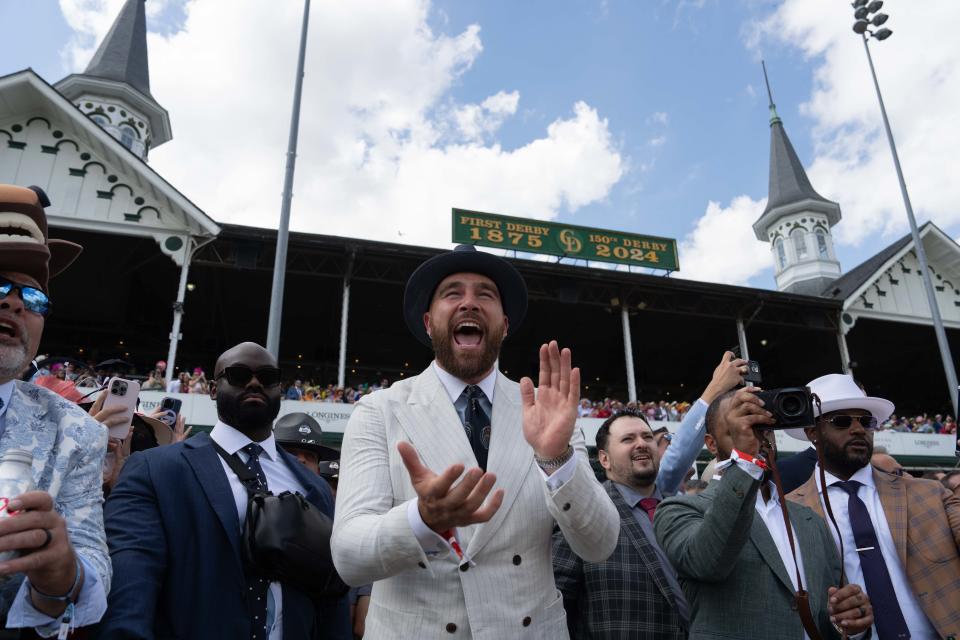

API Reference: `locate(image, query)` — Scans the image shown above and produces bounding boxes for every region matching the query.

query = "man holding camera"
[655,386,874,638]
[0,184,111,636]
[786,374,960,639]
[98,342,349,639]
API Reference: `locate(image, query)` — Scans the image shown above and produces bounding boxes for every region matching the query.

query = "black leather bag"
[213,443,349,599]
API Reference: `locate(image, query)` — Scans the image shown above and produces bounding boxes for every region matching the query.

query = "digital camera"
[754,387,815,431]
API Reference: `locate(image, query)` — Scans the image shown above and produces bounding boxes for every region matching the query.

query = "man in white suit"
[332,244,619,638]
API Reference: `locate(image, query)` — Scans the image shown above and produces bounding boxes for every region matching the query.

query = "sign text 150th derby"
[452,208,679,271]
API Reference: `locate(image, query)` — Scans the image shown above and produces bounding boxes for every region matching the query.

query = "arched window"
[791,227,808,260]
[119,125,137,151]
[90,114,108,127]
[816,229,829,257]
[775,237,787,269]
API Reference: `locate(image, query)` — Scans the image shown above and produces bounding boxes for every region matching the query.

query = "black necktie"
[239,443,270,640]
[461,385,491,471]
[835,480,910,640]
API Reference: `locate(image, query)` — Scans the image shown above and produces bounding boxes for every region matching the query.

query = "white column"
[736,316,750,361]
[837,328,852,375]
[337,277,350,389]
[621,307,637,403]
[165,238,192,390]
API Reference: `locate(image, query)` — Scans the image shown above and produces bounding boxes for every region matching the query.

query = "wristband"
[29,558,83,603]
[730,448,767,471]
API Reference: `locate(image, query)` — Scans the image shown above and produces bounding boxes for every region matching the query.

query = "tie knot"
[834,479,862,496]
[464,385,486,402]
[638,497,660,511]
[242,443,264,459]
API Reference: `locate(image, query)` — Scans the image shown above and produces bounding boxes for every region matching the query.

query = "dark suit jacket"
[553,481,686,639]
[789,467,960,639]
[655,465,845,640]
[94,432,349,640]
[776,447,819,495]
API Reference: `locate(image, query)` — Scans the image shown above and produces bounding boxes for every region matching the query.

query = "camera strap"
[768,454,826,640]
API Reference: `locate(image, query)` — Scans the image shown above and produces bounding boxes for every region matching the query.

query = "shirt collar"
[613,481,662,508]
[210,420,279,461]
[815,463,876,495]
[432,360,497,404]
[0,380,14,420]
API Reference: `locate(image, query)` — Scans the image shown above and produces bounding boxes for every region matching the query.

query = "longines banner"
[451,208,680,271]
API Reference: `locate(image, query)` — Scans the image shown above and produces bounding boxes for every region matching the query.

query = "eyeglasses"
[0,278,51,316]
[822,414,879,430]
[215,365,282,388]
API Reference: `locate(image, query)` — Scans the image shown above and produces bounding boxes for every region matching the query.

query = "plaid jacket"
[789,467,960,640]
[552,480,686,639]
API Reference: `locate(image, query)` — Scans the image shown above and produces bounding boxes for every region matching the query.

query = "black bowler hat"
[403,244,528,348]
[274,412,340,461]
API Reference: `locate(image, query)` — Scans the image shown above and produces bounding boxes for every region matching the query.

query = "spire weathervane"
[761,60,782,125]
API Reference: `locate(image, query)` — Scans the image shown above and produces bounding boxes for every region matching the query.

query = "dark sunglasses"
[823,414,879,430]
[215,365,282,388]
[0,278,51,317]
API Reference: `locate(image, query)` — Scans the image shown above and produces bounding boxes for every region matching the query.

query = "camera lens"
[779,393,805,417]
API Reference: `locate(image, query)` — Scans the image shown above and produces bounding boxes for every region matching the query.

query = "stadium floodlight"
[854,6,869,20]
[849,4,960,420]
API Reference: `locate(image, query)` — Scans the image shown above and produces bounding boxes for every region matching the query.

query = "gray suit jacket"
[331,365,619,639]
[654,464,844,640]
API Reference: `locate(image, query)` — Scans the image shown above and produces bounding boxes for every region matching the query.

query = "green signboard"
[452,208,679,271]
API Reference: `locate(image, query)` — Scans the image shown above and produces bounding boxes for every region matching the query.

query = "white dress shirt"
[815,464,938,639]
[406,362,577,560]
[210,421,309,640]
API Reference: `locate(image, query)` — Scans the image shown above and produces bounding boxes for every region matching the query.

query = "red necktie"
[638,497,660,523]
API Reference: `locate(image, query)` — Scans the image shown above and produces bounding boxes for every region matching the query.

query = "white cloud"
[58,0,623,248]
[648,111,669,126]
[648,135,667,147]
[678,195,772,285]
[756,0,960,247]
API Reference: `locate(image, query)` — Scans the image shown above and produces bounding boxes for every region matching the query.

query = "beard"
[431,314,504,381]
[820,431,873,477]
[0,337,31,381]
[217,392,282,431]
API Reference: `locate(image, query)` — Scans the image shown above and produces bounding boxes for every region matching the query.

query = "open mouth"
[631,452,652,463]
[0,319,19,339]
[453,320,484,348]
[0,213,44,244]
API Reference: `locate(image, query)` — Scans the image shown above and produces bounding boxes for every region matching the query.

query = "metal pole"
[165,238,193,389]
[266,0,311,358]
[621,307,637,403]
[837,327,852,375]
[736,316,750,361]
[337,278,350,389]
[861,35,959,418]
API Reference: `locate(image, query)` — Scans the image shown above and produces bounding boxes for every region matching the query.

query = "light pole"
[266,0,311,358]
[850,0,959,421]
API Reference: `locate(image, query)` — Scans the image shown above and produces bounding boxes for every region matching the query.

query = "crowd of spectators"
[578,398,692,421]
[882,413,957,434]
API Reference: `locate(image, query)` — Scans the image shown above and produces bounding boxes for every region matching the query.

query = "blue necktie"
[835,480,910,640]
[461,386,491,471]
[239,443,275,639]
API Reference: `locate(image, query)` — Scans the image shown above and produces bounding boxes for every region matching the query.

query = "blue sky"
[2,0,958,289]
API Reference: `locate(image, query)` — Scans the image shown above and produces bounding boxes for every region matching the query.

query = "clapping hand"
[520,341,580,472]
[398,442,504,535]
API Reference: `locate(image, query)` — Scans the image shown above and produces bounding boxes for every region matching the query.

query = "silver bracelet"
[535,445,574,470]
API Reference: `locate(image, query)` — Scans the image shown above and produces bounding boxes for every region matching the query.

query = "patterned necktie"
[239,443,272,640]
[638,497,660,523]
[834,480,910,640]
[461,385,491,471]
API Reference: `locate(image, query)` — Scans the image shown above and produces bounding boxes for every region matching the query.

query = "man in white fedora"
[785,374,960,640]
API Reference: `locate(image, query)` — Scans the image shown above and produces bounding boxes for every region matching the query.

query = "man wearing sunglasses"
[0,184,113,636]
[98,342,349,639]
[786,374,960,640]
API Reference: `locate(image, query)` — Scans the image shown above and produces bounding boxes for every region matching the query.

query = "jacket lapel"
[392,366,477,474]
[182,432,242,561]
[789,475,825,518]
[749,502,798,596]
[465,373,531,558]
[873,468,907,567]
[605,481,677,605]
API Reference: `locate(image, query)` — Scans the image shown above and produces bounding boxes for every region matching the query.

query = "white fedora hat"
[785,373,895,441]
